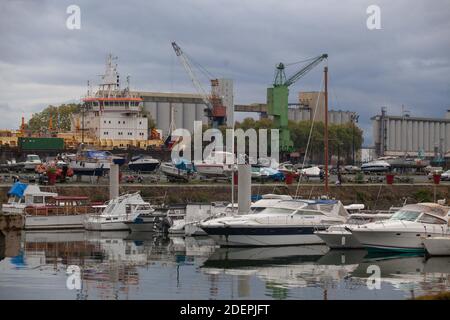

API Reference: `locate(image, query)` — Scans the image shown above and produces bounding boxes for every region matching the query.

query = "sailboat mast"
[324,66,329,194]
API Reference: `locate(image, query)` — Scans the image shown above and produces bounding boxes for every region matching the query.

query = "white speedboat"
[199,195,349,247]
[2,182,57,215]
[350,203,450,253]
[194,151,235,179]
[315,213,392,249]
[423,236,450,256]
[360,160,391,173]
[22,154,42,171]
[84,192,152,231]
[160,159,195,182]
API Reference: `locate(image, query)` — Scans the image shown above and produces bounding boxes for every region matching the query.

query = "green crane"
[267,54,328,152]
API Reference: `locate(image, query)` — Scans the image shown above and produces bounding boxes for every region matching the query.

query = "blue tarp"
[7,182,27,197]
[85,151,111,159]
[174,158,195,173]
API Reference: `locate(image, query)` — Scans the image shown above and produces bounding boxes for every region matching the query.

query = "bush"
[354,172,365,184]
[413,189,432,202]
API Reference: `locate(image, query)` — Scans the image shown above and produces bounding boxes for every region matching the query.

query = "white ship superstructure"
[72,54,148,148]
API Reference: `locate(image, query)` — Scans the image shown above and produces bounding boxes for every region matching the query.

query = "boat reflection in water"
[0,230,449,299]
[201,246,450,299]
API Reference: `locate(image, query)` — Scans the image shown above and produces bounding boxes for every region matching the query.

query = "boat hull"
[24,214,87,230]
[201,226,327,246]
[315,231,363,249]
[84,220,130,231]
[160,164,190,181]
[128,162,159,172]
[1,204,26,215]
[124,215,162,232]
[423,237,450,256]
[350,230,435,252]
[195,164,231,178]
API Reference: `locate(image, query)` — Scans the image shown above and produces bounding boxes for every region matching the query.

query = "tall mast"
[324,66,329,194]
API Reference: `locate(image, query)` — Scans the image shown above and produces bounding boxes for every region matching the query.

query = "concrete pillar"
[238,163,251,215]
[110,164,120,200]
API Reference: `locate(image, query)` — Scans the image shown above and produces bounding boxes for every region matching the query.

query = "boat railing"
[25,205,94,216]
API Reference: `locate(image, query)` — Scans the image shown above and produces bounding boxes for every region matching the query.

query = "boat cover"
[174,158,195,172]
[85,150,111,159]
[7,182,28,197]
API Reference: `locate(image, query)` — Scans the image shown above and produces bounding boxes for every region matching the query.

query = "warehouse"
[372,108,450,158]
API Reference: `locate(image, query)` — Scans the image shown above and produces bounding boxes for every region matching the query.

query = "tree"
[27,104,81,133]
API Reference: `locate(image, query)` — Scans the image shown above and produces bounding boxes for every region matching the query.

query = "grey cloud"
[0,0,449,144]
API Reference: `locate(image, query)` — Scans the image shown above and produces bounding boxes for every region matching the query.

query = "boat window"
[390,210,421,222]
[257,207,296,215]
[33,196,44,204]
[417,214,446,225]
[346,217,371,224]
[126,204,132,214]
[295,210,324,216]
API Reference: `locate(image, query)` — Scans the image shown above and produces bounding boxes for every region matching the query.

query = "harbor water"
[0,230,449,300]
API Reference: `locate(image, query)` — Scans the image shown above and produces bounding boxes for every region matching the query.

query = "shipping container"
[18,137,64,151]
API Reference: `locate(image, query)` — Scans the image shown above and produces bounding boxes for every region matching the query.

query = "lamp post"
[350,114,359,166]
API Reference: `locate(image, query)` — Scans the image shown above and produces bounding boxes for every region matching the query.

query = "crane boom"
[171,42,212,109]
[284,54,328,86]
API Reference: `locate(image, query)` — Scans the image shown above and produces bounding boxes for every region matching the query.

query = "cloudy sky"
[1,0,449,145]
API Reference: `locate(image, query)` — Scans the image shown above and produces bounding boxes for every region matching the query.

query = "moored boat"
[350,203,450,252]
[84,192,153,231]
[315,212,392,249]
[128,155,160,172]
[199,195,349,247]
[2,182,58,215]
[24,196,99,230]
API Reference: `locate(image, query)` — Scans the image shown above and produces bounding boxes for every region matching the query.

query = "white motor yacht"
[350,203,450,252]
[315,213,392,249]
[84,192,153,231]
[199,195,349,247]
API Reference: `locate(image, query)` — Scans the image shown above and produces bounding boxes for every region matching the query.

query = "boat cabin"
[24,196,95,216]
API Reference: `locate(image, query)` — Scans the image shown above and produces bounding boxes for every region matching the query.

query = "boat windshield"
[390,210,421,222]
[28,155,40,161]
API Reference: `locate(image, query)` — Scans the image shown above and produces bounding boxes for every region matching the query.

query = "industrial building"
[372,108,450,158]
[295,91,358,125]
[138,92,207,137]
[137,79,234,137]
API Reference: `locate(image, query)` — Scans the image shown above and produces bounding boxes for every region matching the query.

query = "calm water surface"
[0,230,449,300]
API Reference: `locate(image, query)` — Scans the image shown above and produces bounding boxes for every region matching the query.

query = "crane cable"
[294,73,325,199]
[285,56,318,67]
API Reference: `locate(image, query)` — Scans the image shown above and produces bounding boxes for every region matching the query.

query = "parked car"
[427,169,450,181]
[441,170,450,181]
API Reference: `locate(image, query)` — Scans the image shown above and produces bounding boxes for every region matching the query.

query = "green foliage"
[141,110,156,129]
[354,172,365,183]
[413,189,433,202]
[28,104,81,133]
